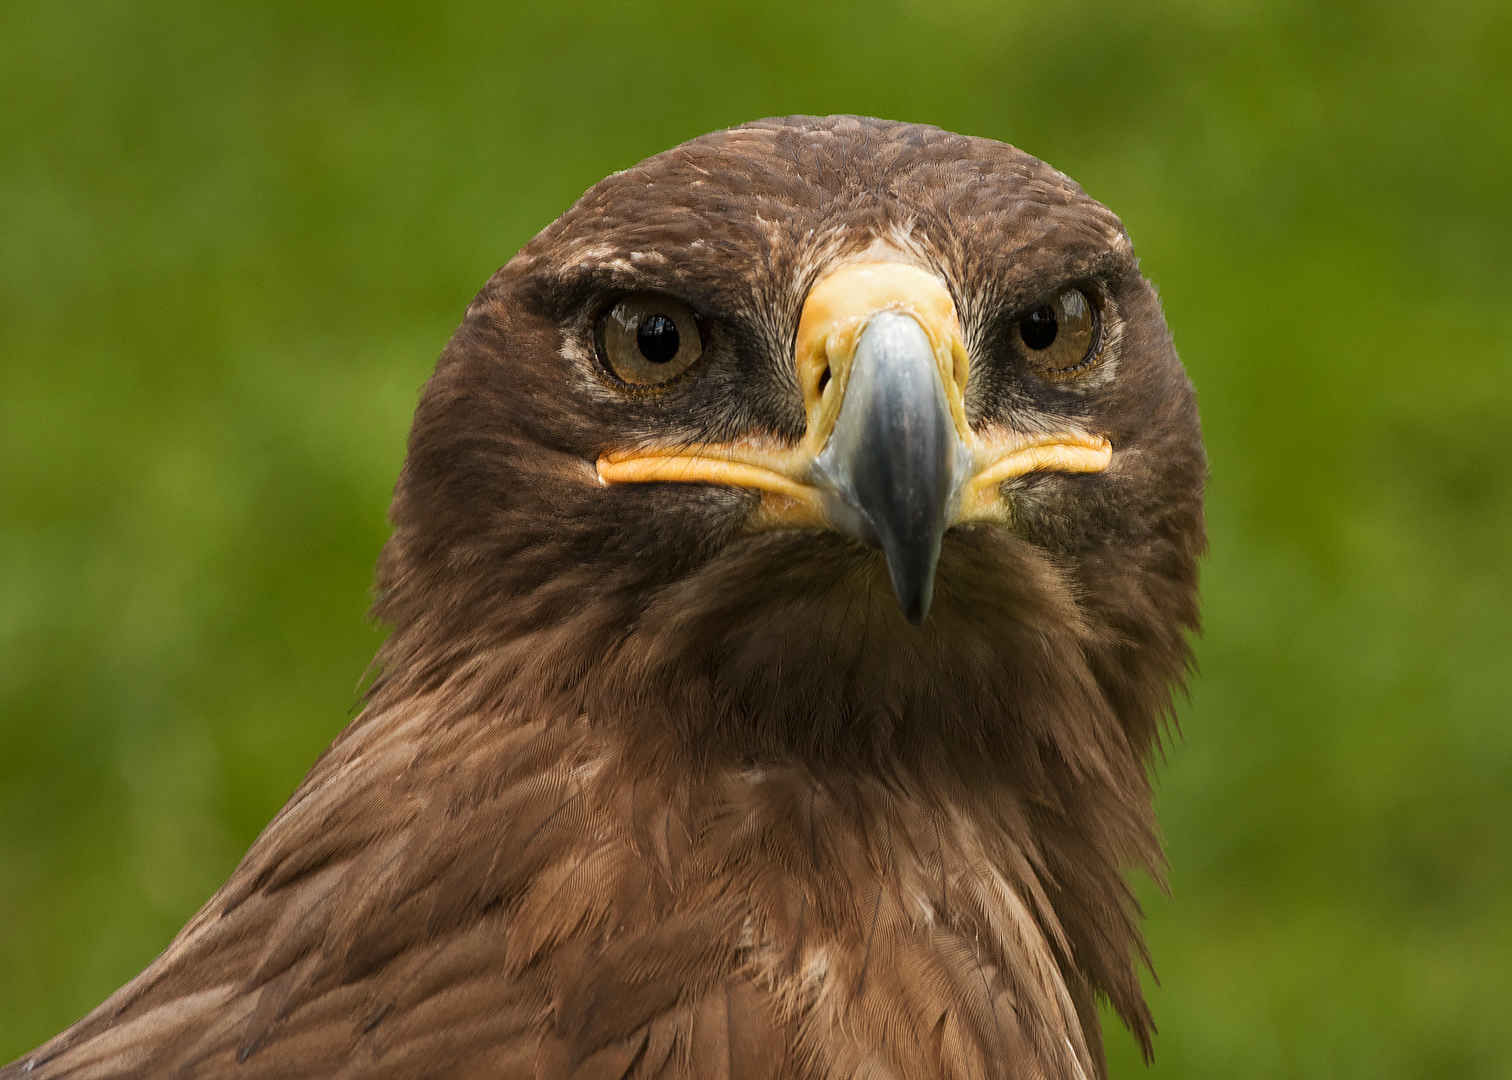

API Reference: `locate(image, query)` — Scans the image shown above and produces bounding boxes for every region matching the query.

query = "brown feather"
[5,115,1204,1080]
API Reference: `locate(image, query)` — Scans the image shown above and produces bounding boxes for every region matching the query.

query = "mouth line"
[596,427,1112,527]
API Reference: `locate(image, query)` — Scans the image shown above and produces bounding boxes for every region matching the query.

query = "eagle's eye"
[1017,286,1102,377]
[594,293,704,388]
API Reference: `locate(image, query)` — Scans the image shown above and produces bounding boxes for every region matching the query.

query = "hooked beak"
[811,309,969,622]
[596,261,1112,623]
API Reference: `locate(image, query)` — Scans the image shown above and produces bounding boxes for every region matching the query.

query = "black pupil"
[1020,305,1058,350]
[637,314,680,363]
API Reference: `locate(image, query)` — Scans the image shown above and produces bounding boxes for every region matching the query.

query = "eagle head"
[375,115,1204,782]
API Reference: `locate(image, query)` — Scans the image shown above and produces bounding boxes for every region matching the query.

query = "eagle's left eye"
[1017,286,1102,377]
[595,293,704,388]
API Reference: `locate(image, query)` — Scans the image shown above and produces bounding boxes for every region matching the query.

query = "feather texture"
[5,115,1204,1080]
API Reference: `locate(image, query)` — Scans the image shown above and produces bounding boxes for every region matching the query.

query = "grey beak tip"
[883,542,939,625]
[816,309,962,628]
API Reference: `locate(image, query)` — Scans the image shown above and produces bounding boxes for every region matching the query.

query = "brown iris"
[1017,286,1101,376]
[595,293,703,387]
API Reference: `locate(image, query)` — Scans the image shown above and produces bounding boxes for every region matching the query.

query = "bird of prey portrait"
[6,115,1205,1080]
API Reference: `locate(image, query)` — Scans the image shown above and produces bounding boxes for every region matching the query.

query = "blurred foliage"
[1,0,1508,1075]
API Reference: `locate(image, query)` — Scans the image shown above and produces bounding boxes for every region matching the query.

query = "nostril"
[818,366,831,396]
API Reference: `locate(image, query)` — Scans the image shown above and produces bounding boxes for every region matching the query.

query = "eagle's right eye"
[595,293,704,388]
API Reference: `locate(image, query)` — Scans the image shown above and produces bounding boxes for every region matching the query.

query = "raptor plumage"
[6,115,1205,1080]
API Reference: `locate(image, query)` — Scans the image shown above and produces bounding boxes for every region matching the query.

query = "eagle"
[5,115,1205,1080]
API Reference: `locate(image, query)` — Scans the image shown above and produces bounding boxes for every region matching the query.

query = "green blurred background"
[1,0,1508,1075]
